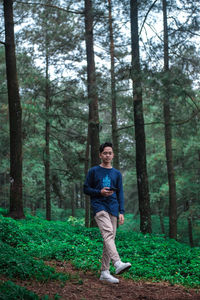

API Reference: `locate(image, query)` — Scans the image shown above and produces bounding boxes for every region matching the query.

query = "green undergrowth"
[0,280,53,300]
[0,211,200,293]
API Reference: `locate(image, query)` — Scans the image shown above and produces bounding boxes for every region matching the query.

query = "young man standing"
[84,142,131,284]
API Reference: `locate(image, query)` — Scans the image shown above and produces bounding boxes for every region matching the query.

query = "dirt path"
[1,261,200,300]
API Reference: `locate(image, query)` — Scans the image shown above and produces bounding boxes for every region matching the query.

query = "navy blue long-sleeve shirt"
[83,165,125,217]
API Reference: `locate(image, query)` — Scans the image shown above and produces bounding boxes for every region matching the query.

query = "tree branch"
[173,110,200,125]
[185,94,200,111]
[15,1,84,15]
[139,0,159,36]
[117,109,200,131]
[0,41,5,45]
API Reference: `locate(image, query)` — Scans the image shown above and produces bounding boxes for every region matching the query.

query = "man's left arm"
[117,172,125,225]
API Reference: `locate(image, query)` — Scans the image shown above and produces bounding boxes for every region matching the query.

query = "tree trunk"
[84,0,100,167]
[45,45,51,221]
[158,198,165,234]
[108,0,119,169]
[71,183,76,217]
[3,0,25,219]
[162,0,177,239]
[52,174,64,208]
[130,0,151,234]
[84,128,90,227]
[75,183,79,208]
[184,200,194,247]
[80,182,84,209]
[187,216,194,248]
[84,0,100,227]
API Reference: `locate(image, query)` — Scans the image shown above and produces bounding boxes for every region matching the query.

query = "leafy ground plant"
[0,280,46,300]
[1,212,200,288]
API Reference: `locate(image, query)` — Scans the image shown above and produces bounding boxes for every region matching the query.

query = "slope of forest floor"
[1,212,200,299]
[1,261,200,300]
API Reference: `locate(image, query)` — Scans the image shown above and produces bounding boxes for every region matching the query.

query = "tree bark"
[162,0,177,239]
[75,183,79,208]
[158,198,165,234]
[84,0,100,227]
[45,45,51,221]
[185,200,194,247]
[80,181,84,209]
[71,183,76,217]
[84,0,100,166]
[198,150,200,176]
[52,174,64,208]
[187,216,194,248]
[108,0,119,169]
[3,0,25,219]
[130,0,151,233]
[84,129,90,227]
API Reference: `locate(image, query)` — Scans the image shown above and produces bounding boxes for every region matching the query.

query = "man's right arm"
[83,169,101,196]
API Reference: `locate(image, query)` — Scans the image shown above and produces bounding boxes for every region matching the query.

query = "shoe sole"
[100,278,119,284]
[116,264,131,275]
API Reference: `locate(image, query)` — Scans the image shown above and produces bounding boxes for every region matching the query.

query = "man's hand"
[101,187,114,197]
[119,214,124,225]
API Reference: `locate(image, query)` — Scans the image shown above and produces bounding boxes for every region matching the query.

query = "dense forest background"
[0,0,200,245]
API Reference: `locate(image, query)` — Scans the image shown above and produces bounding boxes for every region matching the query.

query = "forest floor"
[1,261,200,300]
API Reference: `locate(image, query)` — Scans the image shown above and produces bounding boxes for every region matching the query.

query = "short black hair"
[99,142,113,153]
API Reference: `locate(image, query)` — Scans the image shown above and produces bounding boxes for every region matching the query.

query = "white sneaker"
[100,270,119,284]
[114,260,131,275]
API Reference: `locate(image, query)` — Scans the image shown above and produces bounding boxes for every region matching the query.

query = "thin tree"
[84,0,100,227]
[130,0,151,233]
[184,200,194,247]
[45,49,51,221]
[84,129,90,227]
[3,0,25,219]
[162,0,177,239]
[44,20,51,221]
[108,0,119,169]
[71,183,76,217]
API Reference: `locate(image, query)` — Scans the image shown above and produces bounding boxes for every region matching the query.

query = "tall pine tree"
[3,0,25,219]
[130,0,151,234]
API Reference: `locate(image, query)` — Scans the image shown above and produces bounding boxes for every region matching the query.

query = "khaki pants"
[95,210,120,271]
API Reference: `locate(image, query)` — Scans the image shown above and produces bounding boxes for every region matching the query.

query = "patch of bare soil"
[1,261,200,300]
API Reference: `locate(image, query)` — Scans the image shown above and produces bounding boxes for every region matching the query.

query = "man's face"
[99,146,114,163]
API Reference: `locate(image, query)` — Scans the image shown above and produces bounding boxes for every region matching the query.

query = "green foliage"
[116,232,200,287]
[1,214,200,289]
[34,208,85,222]
[0,215,29,246]
[0,280,55,300]
[0,2,200,295]
[0,240,58,281]
[118,213,200,247]
[1,0,200,245]
[0,281,40,300]
[0,215,70,281]
[0,208,8,216]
